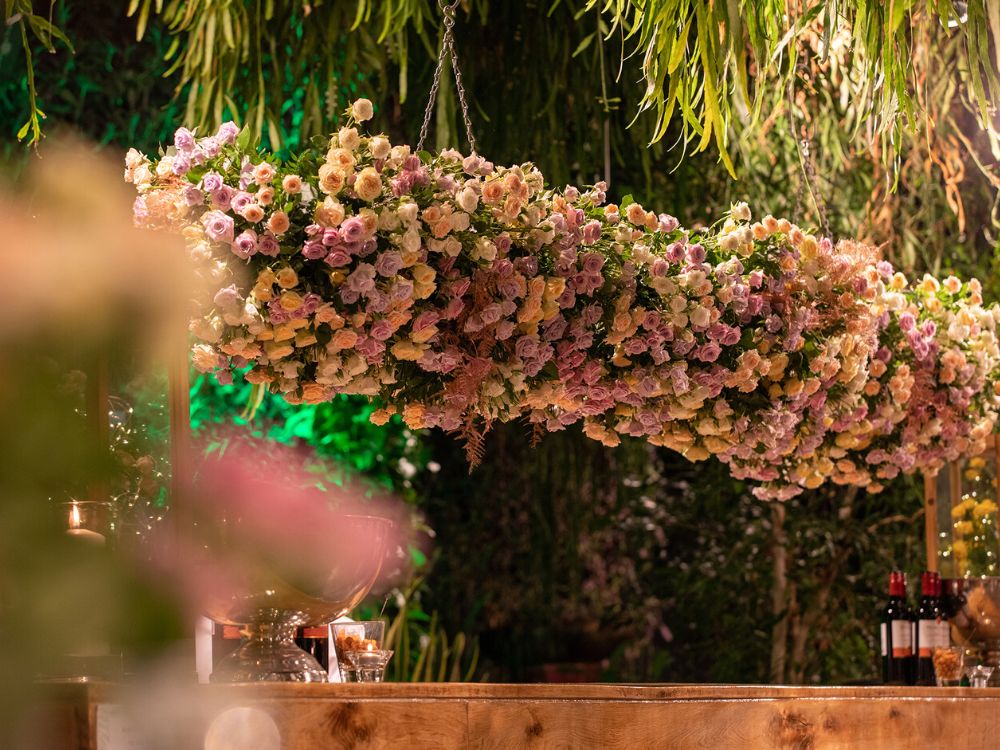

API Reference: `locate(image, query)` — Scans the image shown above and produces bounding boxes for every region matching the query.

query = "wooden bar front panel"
[42,682,1000,750]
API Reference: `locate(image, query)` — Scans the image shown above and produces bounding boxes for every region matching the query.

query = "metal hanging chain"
[417,0,477,154]
[786,61,831,238]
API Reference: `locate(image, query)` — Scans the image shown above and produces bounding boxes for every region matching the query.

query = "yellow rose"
[411,264,436,285]
[799,236,818,260]
[280,291,304,311]
[954,521,974,536]
[917,274,939,294]
[295,330,318,347]
[391,340,427,361]
[272,324,296,342]
[276,267,298,289]
[952,540,968,558]
[264,341,294,360]
[411,325,438,344]
[974,500,998,520]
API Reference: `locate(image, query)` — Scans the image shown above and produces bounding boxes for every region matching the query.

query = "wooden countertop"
[38,681,1000,749]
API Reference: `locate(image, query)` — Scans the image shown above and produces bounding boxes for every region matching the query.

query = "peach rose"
[482,180,504,205]
[329,329,359,350]
[253,162,276,184]
[241,204,265,223]
[267,210,290,235]
[626,202,646,225]
[282,174,303,193]
[256,187,274,206]
[191,344,219,372]
[302,383,330,404]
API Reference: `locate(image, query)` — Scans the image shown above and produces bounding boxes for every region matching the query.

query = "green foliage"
[190,370,429,498]
[367,577,482,682]
[0,0,182,166]
[4,0,74,146]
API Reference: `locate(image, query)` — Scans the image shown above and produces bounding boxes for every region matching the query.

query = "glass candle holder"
[965,664,995,688]
[332,621,386,682]
[62,500,113,545]
[343,648,393,682]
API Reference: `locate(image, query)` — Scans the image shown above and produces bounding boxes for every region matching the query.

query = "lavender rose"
[201,210,235,243]
[232,229,258,259]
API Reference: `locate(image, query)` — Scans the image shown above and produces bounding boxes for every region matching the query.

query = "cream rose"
[191,344,219,372]
[370,135,391,159]
[338,127,361,150]
[327,148,355,172]
[351,98,374,122]
[456,186,479,213]
[318,164,345,194]
[354,167,383,202]
[315,196,346,227]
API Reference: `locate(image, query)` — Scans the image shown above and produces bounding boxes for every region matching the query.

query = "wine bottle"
[880,571,913,684]
[295,626,331,672]
[914,572,948,684]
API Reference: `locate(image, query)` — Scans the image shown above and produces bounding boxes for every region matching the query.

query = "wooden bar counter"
[40,681,1000,749]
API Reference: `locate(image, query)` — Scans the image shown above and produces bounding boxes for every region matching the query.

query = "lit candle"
[66,503,106,545]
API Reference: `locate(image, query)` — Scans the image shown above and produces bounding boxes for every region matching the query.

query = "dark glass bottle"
[914,572,948,685]
[212,624,244,667]
[295,626,330,672]
[881,571,913,684]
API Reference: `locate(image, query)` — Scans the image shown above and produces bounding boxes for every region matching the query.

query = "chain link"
[786,60,831,238]
[417,0,477,154]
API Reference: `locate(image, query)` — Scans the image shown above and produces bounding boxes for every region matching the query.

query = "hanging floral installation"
[127,99,1000,500]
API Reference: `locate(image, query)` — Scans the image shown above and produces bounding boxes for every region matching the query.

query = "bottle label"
[933,619,950,650]
[891,620,913,657]
[880,623,888,657]
[916,619,950,656]
[302,626,329,639]
[917,620,933,657]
